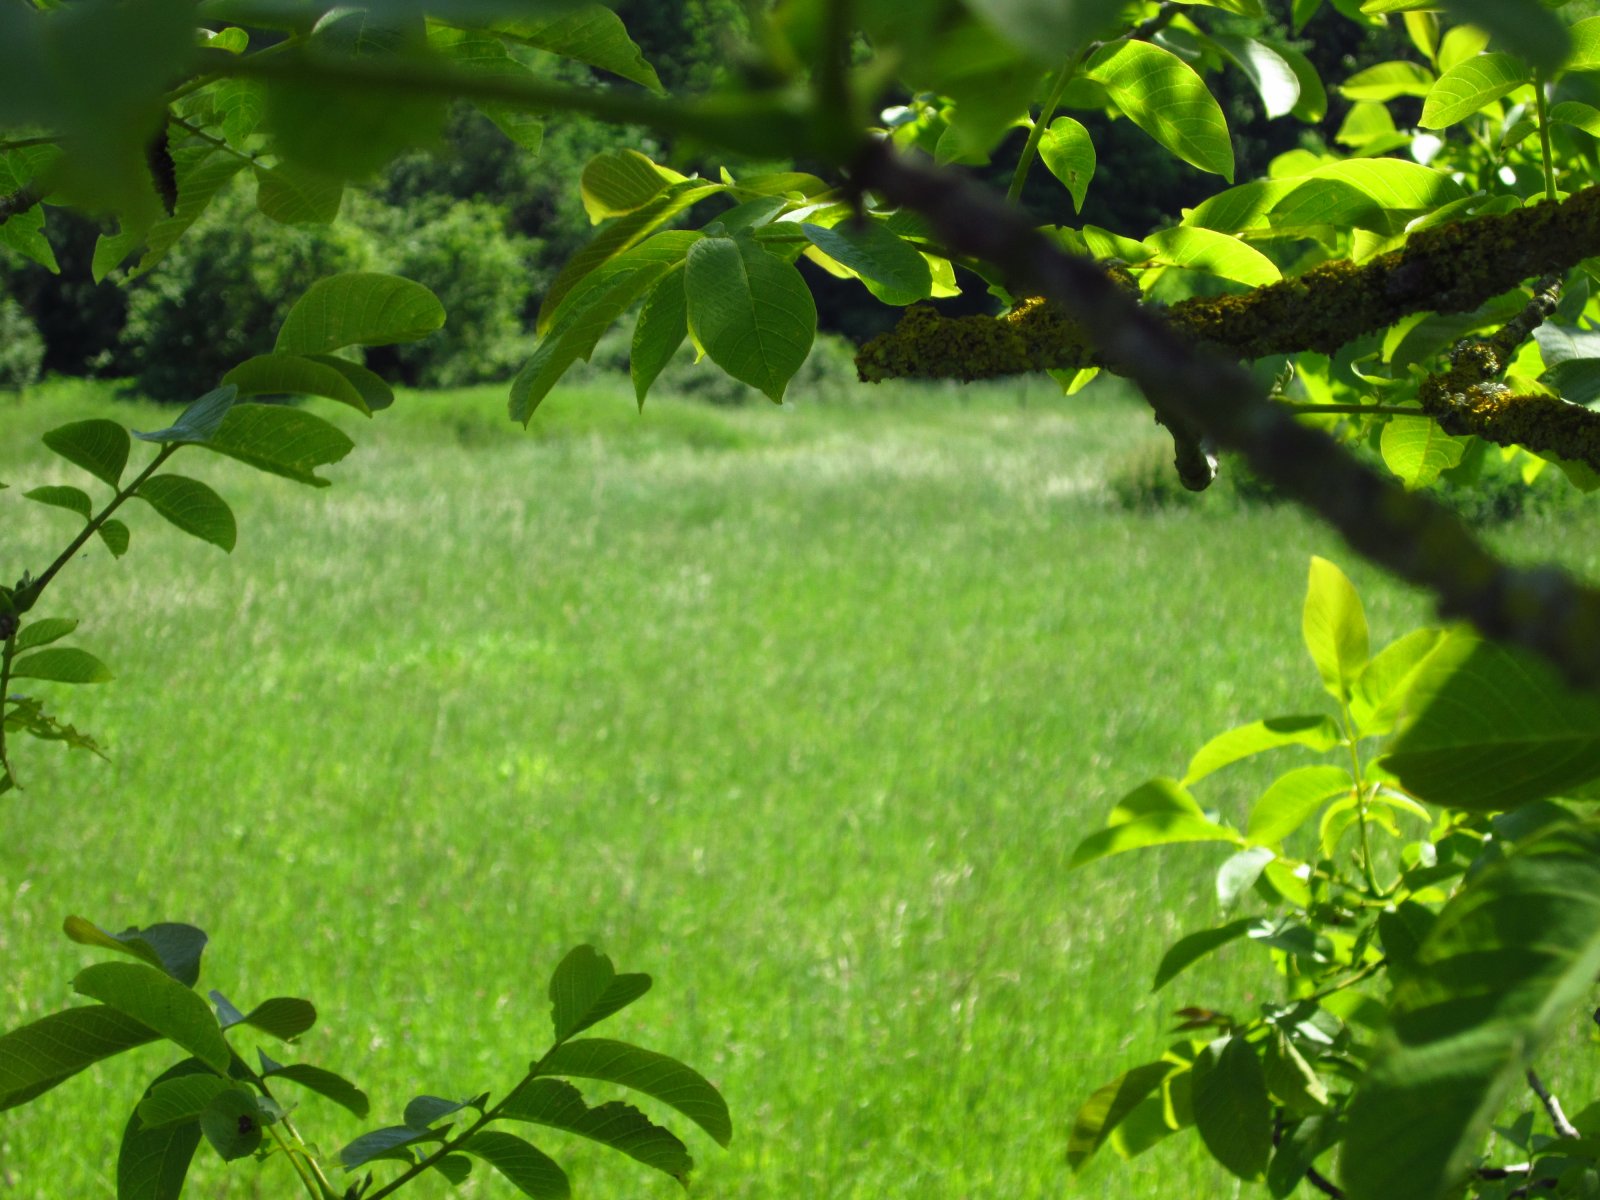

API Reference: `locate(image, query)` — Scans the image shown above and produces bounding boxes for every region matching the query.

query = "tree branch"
[849,140,1600,686]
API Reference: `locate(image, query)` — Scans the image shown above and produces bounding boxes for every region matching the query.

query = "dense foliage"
[13,1,1600,1198]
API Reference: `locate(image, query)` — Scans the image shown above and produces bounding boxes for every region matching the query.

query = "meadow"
[4,372,1599,1199]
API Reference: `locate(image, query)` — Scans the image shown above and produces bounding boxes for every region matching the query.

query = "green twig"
[1006,61,1076,204]
[170,115,260,165]
[1536,71,1558,204]
[1303,955,1386,1005]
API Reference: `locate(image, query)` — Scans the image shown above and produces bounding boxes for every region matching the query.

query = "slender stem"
[364,1046,561,1200]
[268,1124,326,1200]
[1535,72,1558,204]
[16,444,177,612]
[1007,61,1076,204]
[170,115,260,165]
[1302,955,1386,1005]
[0,629,17,789]
[1340,711,1384,898]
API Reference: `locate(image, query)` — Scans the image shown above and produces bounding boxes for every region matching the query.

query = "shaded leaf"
[338,1124,444,1171]
[462,1130,570,1199]
[500,1077,692,1181]
[275,272,445,355]
[73,962,230,1074]
[24,485,92,520]
[223,352,393,415]
[199,1088,263,1161]
[1193,1035,1272,1181]
[15,618,78,653]
[1153,918,1265,992]
[99,519,131,558]
[550,945,652,1042]
[42,419,130,488]
[10,647,113,685]
[190,404,355,487]
[631,269,687,409]
[133,386,238,445]
[487,5,663,92]
[259,1054,369,1118]
[800,218,932,306]
[234,997,316,1042]
[684,235,816,403]
[136,476,237,552]
[254,163,343,224]
[405,1095,473,1129]
[119,1060,208,1200]
[0,1005,158,1112]
[137,1074,232,1128]
[542,1038,732,1147]
[1068,1060,1178,1169]
[63,917,207,987]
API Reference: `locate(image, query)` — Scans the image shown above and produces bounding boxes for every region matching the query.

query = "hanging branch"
[848,139,1600,687]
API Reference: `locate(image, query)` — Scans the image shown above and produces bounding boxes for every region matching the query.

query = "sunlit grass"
[3,375,1599,1198]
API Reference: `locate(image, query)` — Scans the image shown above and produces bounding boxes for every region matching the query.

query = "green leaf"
[1038,116,1096,213]
[1276,160,1467,233]
[1210,35,1301,120]
[1420,52,1530,130]
[1351,628,1446,737]
[1340,59,1435,102]
[338,1124,444,1171]
[1153,918,1265,991]
[801,218,933,307]
[427,27,546,152]
[631,269,688,409]
[1262,1031,1330,1116]
[1570,15,1600,73]
[224,352,393,415]
[254,163,343,225]
[1143,227,1280,287]
[129,146,250,278]
[72,962,230,1075]
[538,181,723,334]
[462,1130,570,1199]
[959,0,1129,62]
[42,419,130,488]
[1303,556,1368,702]
[404,1094,473,1128]
[189,404,355,488]
[486,5,663,92]
[199,1088,264,1161]
[0,147,59,272]
[258,1055,370,1118]
[499,1078,692,1182]
[63,917,208,987]
[136,476,237,552]
[99,519,131,558]
[10,647,113,684]
[1193,1035,1272,1181]
[1381,635,1600,811]
[1444,0,1568,76]
[1380,416,1468,491]
[541,1038,732,1147]
[1184,715,1341,784]
[230,997,316,1042]
[512,230,700,423]
[15,618,78,653]
[0,1005,158,1111]
[550,945,652,1042]
[1246,767,1354,846]
[1068,1060,1178,1170]
[1343,820,1600,1200]
[1069,779,1242,867]
[1084,39,1234,181]
[685,235,817,404]
[134,386,239,445]
[119,1061,208,1200]
[275,272,445,355]
[137,1074,232,1128]
[579,149,679,224]
[24,485,92,520]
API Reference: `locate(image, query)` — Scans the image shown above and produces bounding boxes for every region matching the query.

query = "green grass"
[4,374,1600,1199]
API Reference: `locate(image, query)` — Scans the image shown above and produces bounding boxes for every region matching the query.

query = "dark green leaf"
[15,618,78,653]
[128,146,250,278]
[549,945,652,1042]
[73,962,230,1075]
[42,419,130,488]
[427,28,544,152]
[223,352,393,415]
[405,1095,472,1129]
[685,235,816,403]
[1067,1060,1177,1170]
[136,476,237,552]
[960,0,1128,62]
[236,997,316,1042]
[137,1074,232,1128]
[63,917,208,987]
[259,1056,370,1118]
[133,386,238,445]
[489,5,663,92]
[191,404,355,488]
[0,1005,157,1111]
[499,1078,692,1181]
[24,485,93,520]
[462,1130,570,1199]
[199,1088,264,1161]
[275,272,445,355]
[254,162,343,224]
[339,1124,445,1171]
[1268,1113,1342,1198]
[98,518,131,558]
[631,269,688,409]
[801,218,932,306]
[1193,1035,1272,1180]
[1153,918,1265,992]
[119,1061,208,1200]
[541,1038,732,1147]
[10,647,113,684]
[1381,635,1600,810]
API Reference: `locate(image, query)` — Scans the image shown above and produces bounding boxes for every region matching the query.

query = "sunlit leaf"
[1303,556,1368,702]
[1084,39,1234,180]
[1070,779,1242,867]
[275,272,445,355]
[1420,53,1530,131]
[73,962,230,1074]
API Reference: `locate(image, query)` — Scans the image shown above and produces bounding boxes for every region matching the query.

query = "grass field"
[4,374,1600,1199]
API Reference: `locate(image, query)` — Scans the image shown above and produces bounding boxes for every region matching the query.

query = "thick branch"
[851,140,1600,686]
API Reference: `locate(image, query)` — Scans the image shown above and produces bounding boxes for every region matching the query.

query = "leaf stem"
[1302,955,1385,1005]
[170,115,260,166]
[1007,61,1077,204]
[0,626,17,791]
[1535,71,1558,204]
[268,1123,328,1200]
[16,444,178,614]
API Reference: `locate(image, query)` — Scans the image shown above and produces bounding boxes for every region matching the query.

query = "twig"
[1306,1166,1345,1199]
[1527,1069,1580,1140]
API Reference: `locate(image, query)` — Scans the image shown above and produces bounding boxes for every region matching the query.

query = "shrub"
[121,184,375,402]
[0,297,45,392]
